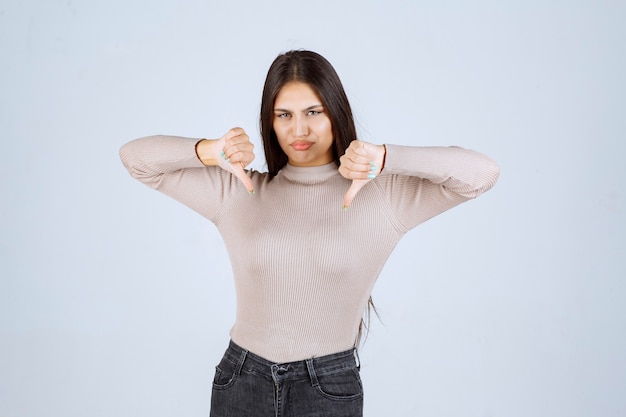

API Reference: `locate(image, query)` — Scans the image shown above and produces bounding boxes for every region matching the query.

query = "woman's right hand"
[196,127,255,193]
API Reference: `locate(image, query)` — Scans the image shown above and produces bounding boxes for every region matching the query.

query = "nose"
[295,115,309,137]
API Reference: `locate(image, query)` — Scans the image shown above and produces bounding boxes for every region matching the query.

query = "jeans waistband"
[222,340,360,384]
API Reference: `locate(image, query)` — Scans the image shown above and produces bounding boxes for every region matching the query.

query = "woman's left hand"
[339,140,386,209]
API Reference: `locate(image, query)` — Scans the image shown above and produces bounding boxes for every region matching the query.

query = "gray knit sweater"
[120,135,499,362]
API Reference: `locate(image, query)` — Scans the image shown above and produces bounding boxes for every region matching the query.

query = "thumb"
[343,179,369,209]
[230,162,255,194]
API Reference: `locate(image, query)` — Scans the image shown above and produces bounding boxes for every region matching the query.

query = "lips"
[291,141,313,151]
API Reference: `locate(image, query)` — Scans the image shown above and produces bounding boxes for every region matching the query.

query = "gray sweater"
[120,135,499,362]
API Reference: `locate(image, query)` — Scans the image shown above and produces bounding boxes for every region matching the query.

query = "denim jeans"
[210,340,363,417]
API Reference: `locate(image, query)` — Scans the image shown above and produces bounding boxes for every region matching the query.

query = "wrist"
[195,139,221,166]
[379,144,387,171]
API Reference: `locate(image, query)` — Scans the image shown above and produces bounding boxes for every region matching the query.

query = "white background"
[1,1,625,416]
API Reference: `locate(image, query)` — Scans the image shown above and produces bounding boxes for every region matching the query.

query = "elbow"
[118,140,161,186]
[481,159,500,193]
[119,141,139,177]
[468,158,500,198]
[451,158,500,199]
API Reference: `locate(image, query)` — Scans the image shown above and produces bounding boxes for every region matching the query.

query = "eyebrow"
[273,104,324,112]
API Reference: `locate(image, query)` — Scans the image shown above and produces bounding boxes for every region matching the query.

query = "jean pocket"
[315,367,363,401]
[212,356,239,390]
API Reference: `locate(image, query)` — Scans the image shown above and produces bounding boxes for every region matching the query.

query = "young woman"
[120,50,499,417]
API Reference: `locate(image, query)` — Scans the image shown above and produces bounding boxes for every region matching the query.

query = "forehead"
[274,81,322,107]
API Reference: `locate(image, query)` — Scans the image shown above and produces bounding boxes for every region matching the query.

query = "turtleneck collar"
[279,162,340,183]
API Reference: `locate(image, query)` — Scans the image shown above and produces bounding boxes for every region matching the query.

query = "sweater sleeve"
[376,144,500,231]
[119,135,240,221]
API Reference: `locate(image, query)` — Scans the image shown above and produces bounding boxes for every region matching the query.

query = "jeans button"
[277,366,288,375]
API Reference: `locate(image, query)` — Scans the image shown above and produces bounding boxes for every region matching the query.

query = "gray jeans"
[210,340,363,417]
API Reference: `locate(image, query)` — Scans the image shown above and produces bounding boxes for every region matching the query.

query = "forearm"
[119,135,208,187]
[382,144,500,198]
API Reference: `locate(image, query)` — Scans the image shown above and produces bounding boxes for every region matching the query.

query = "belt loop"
[234,348,248,377]
[305,358,319,387]
[353,348,361,370]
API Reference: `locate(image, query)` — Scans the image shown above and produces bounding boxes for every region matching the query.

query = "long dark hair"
[260,50,357,177]
[356,296,379,347]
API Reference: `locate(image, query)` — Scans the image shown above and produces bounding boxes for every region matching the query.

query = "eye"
[276,112,291,119]
[307,110,322,116]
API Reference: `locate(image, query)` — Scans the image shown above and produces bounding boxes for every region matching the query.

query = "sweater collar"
[279,162,339,183]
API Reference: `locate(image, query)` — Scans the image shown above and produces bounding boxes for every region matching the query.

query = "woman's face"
[273,81,334,167]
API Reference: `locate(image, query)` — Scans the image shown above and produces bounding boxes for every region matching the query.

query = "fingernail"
[343,205,349,211]
[249,190,255,195]
[367,173,377,179]
[370,165,377,171]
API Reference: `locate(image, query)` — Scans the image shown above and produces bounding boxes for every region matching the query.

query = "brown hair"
[260,50,357,177]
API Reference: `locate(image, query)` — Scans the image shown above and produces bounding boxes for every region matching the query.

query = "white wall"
[1,1,624,416]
